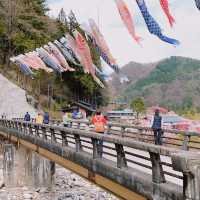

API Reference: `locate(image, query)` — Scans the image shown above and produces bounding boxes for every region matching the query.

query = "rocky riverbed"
[0,166,118,200]
[0,145,118,200]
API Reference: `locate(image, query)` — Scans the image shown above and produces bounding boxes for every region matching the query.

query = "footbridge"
[0,119,200,200]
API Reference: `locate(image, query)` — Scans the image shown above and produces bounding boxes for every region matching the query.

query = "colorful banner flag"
[89,18,117,66]
[54,40,80,66]
[64,34,83,69]
[81,23,119,73]
[73,30,95,76]
[159,0,175,27]
[136,0,180,46]
[114,0,142,44]
[10,57,34,76]
[36,47,63,73]
[195,0,200,10]
[48,42,75,71]
[25,52,53,73]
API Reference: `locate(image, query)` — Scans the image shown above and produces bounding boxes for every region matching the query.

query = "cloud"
[47,0,200,66]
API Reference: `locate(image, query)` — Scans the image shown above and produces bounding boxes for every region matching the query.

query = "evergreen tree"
[0,2,106,110]
[57,8,69,26]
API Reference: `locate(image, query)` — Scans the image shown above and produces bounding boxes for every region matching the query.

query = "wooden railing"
[1,119,200,199]
[13,118,200,151]
[12,117,200,152]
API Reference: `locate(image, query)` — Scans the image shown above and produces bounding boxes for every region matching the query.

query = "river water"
[0,143,118,200]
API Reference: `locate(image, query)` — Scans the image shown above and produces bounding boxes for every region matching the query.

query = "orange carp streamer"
[115,0,142,44]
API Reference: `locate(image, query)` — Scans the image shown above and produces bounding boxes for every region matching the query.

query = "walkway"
[0,119,200,200]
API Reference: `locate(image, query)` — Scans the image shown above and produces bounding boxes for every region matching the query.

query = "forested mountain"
[109,56,200,112]
[109,61,157,97]
[0,0,106,112]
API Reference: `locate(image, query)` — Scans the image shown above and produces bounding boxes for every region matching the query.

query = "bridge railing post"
[34,125,40,138]
[121,127,125,137]
[10,121,14,129]
[61,131,68,146]
[69,121,73,128]
[7,120,12,129]
[172,152,200,200]
[18,121,22,131]
[115,144,127,168]
[77,123,81,129]
[50,128,56,143]
[182,134,190,151]
[149,151,166,200]
[92,138,101,159]
[23,123,28,134]
[41,127,47,140]
[74,134,82,152]
[14,121,18,130]
[107,124,112,135]
[149,152,166,184]
[28,124,33,135]
[138,128,143,141]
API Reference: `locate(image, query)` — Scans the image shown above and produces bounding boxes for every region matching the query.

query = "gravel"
[0,166,119,200]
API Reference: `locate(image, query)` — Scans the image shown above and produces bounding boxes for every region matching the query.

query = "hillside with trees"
[0,0,107,113]
[109,56,200,113]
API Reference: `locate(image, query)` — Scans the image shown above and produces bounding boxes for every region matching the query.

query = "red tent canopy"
[173,121,191,131]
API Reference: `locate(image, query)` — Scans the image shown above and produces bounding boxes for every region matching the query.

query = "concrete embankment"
[0,74,36,119]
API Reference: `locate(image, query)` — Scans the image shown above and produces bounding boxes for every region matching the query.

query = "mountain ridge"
[109,56,200,111]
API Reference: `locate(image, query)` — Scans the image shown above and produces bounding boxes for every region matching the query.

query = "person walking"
[35,113,43,124]
[43,112,50,124]
[24,112,31,122]
[151,109,163,145]
[91,111,107,157]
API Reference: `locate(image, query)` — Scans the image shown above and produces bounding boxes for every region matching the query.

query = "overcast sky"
[47,0,200,67]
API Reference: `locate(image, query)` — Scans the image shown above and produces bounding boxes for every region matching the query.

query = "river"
[0,142,118,200]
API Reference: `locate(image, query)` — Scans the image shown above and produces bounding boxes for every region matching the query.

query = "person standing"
[91,111,107,157]
[24,112,31,122]
[43,112,50,124]
[35,113,43,124]
[72,108,78,119]
[63,111,71,127]
[151,109,163,145]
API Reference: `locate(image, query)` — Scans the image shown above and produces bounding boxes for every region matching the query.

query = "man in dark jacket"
[24,112,31,122]
[151,110,163,145]
[43,112,49,124]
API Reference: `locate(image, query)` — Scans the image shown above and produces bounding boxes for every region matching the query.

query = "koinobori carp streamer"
[115,0,142,44]
[89,19,118,66]
[136,0,180,46]
[159,0,175,27]
[195,0,200,10]
[81,23,119,73]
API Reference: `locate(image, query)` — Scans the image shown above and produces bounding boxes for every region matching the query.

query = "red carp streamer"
[73,30,95,76]
[115,0,142,44]
[160,0,175,27]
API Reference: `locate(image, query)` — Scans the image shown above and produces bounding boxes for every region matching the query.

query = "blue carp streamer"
[195,0,200,10]
[136,0,180,46]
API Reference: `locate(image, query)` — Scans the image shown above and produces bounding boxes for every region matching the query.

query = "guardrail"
[13,118,200,151]
[1,119,200,200]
